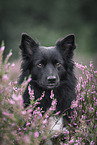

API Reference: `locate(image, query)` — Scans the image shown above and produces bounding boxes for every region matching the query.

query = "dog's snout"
[47,76,57,84]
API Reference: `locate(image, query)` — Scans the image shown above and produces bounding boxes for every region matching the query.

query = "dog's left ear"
[56,34,76,55]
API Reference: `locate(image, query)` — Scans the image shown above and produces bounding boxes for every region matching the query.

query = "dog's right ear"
[19,33,39,56]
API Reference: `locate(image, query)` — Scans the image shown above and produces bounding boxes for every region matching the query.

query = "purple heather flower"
[2,74,9,81]
[2,111,10,116]
[34,131,39,138]
[22,110,26,115]
[90,141,95,145]
[0,46,5,51]
[11,63,15,67]
[50,90,54,99]
[8,99,15,105]
[24,135,30,143]
[28,85,34,97]
[12,94,22,101]
[54,111,60,116]
[26,122,30,126]
[42,119,47,124]
[69,138,74,143]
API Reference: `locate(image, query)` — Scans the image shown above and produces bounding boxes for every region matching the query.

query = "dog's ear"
[19,33,39,56]
[56,34,76,56]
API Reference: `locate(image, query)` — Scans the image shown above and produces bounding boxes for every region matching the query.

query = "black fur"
[18,33,77,124]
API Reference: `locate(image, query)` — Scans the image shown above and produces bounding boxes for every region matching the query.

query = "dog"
[18,33,77,125]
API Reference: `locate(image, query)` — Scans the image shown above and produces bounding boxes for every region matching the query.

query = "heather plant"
[64,62,97,144]
[0,44,97,145]
[0,44,61,145]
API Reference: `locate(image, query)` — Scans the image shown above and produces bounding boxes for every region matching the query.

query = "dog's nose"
[47,76,57,84]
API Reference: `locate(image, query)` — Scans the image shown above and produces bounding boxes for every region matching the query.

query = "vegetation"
[0,45,97,144]
[1,0,97,59]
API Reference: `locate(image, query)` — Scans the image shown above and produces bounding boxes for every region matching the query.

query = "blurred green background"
[0,0,97,66]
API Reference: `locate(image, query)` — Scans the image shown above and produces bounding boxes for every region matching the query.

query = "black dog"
[18,33,77,124]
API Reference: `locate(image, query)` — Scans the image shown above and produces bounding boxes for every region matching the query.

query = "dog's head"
[19,33,76,89]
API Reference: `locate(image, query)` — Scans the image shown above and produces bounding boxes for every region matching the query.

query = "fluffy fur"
[18,33,77,124]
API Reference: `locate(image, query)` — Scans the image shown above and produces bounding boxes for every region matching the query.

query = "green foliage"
[1,0,97,59]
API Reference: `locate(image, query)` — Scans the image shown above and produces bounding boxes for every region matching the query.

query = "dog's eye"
[56,62,61,67]
[37,63,43,68]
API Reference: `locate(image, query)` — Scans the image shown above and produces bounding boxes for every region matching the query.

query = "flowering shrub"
[0,44,60,145]
[65,62,97,144]
[0,43,97,145]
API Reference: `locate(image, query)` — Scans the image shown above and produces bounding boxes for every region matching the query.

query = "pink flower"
[69,139,74,143]
[37,91,45,101]
[49,99,57,111]
[90,141,95,145]
[12,94,22,101]
[22,110,26,115]
[18,128,21,131]
[75,62,87,70]
[28,85,34,97]
[90,61,93,68]
[24,135,30,143]
[8,99,15,104]
[50,90,54,99]
[26,122,30,126]
[23,128,27,130]
[94,71,97,73]
[11,63,15,67]
[51,99,57,106]
[2,74,9,81]
[71,100,78,108]
[54,111,60,116]
[0,46,5,51]
[34,131,39,138]
[73,123,77,125]
[27,108,33,114]
[27,78,32,83]
[8,52,12,57]
[42,119,47,124]
[2,111,10,116]
[11,123,15,127]
[52,134,58,138]
[8,82,12,86]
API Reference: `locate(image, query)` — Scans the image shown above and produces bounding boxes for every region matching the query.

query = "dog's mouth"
[47,83,59,89]
[47,84,56,89]
[37,82,59,90]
